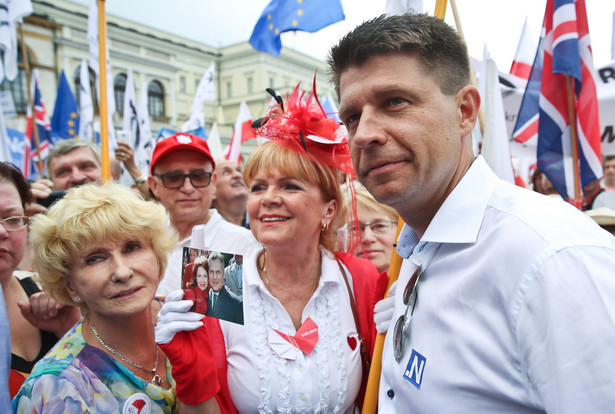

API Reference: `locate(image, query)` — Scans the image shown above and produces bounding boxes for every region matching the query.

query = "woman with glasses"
[347,186,398,273]
[157,85,379,412]
[0,162,80,398]
[13,182,220,413]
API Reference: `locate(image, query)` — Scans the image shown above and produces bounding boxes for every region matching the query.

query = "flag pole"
[565,74,582,204]
[361,220,405,414]
[97,0,110,182]
[18,23,45,178]
[450,0,485,135]
[361,3,448,411]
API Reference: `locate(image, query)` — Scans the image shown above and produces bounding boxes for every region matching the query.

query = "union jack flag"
[513,0,601,202]
[24,71,52,178]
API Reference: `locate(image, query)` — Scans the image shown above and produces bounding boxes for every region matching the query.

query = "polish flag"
[510,18,537,80]
[224,101,256,164]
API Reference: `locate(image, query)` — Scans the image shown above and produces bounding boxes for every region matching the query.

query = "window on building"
[73,65,98,114]
[147,80,165,117]
[0,49,31,114]
[226,81,232,98]
[179,75,186,93]
[269,77,275,89]
[247,77,253,94]
[195,79,200,92]
[113,73,127,113]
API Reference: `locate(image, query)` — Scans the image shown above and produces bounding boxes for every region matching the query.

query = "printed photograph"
[181,247,244,325]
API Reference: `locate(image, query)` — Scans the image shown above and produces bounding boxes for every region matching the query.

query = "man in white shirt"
[148,133,252,297]
[330,13,615,413]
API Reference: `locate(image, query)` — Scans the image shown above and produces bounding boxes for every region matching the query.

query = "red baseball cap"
[150,132,215,174]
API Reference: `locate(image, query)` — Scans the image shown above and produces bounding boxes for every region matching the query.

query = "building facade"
[1,0,336,160]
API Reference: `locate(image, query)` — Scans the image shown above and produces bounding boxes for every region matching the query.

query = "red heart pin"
[347,336,357,350]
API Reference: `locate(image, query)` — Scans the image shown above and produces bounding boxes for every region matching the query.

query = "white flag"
[78,59,94,143]
[0,105,10,162]
[481,51,515,184]
[208,122,223,161]
[182,61,215,132]
[510,18,537,80]
[385,0,422,15]
[135,85,153,174]
[118,68,137,185]
[223,101,255,164]
[612,11,615,60]
[121,68,137,144]
[0,0,32,81]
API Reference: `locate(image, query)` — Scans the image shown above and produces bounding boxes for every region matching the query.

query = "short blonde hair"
[29,182,177,308]
[352,185,398,222]
[243,141,346,252]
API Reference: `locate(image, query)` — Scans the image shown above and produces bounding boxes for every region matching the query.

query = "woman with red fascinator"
[156,83,379,413]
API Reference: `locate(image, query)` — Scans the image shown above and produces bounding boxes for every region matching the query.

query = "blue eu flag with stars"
[51,70,80,143]
[249,0,344,57]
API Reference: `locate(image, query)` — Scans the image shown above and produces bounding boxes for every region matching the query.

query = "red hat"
[150,132,215,174]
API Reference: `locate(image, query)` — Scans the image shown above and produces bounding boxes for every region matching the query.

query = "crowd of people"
[2,11,615,414]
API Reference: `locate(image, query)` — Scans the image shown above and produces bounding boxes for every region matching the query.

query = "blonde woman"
[346,186,398,273]
[13,183,219,413]
[158,85,379,413]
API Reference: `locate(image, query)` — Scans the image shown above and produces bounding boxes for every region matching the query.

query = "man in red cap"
[148,132,253,297]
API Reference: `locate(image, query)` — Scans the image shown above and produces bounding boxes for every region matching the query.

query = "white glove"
[374,281,397,334]
[155,289,204,344]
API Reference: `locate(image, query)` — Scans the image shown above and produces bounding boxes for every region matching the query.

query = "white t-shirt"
[379,156,615,413]
[221,246,362,413]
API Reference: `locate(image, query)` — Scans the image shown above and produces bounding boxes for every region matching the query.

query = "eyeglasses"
[154,171,213,189]
[1,216,30,231]
[350,220,397,235]
[393,266,423,362]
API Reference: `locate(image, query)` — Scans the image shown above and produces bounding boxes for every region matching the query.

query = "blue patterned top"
[13,320,177,413]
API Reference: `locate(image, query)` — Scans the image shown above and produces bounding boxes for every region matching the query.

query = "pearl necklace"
[88,319,163,386]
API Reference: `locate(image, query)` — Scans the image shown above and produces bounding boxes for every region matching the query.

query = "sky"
[71,0,614,71]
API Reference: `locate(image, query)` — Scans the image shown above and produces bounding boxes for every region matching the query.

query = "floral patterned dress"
[12,320,177,414]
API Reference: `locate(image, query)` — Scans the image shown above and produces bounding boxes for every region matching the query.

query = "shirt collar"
[244,248,341,289]
[397,156,498,258]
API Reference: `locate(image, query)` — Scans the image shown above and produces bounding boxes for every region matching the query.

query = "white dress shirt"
[222,247,362,413]
[379,156,615,413]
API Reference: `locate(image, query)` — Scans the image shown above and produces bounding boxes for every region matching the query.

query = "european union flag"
[249,0,344,57]
[51,70,80,143]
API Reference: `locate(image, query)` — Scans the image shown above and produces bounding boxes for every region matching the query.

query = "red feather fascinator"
[252,81,356,177]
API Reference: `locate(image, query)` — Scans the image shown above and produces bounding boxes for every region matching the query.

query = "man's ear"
[456,85,481,136]
[148,175,159,198]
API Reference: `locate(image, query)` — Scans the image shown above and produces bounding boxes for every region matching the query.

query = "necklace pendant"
[151,373,163,387]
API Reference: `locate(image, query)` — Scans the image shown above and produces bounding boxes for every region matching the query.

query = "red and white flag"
[224,101,256,164]
[510,18,537,80]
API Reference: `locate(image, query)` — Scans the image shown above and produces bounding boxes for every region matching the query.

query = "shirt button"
[387,389,395,399]
[299,365,305,372]
[300,394,307,402]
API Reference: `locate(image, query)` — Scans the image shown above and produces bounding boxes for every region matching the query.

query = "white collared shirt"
[379,156,615,413]
[221,247,362,413]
